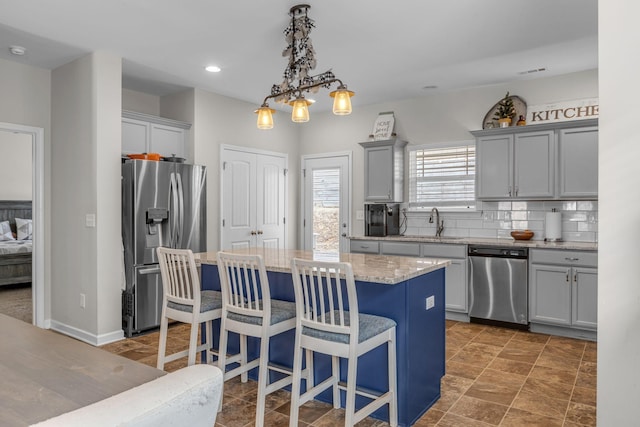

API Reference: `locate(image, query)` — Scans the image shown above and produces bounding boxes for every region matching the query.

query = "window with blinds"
[409,142,476,210]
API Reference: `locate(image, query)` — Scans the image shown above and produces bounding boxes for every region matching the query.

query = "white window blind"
[409,142,476,210]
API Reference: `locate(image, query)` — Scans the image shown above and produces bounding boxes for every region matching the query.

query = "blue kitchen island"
[196,248,449,426]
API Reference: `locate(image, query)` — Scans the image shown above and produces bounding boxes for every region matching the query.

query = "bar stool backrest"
[216,252,271,321]
[291,258,359,346]
[157,247,201,312]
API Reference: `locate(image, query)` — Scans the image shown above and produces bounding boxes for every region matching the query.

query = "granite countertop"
[349,235,598,251]
[195,247,450,285]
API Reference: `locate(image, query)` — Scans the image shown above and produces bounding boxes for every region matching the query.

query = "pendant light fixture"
[255,4,355,129]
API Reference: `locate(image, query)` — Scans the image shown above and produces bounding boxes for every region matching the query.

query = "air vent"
[518,67,547,75]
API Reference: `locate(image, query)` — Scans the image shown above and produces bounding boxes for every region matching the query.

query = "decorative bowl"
[511,230,534,240]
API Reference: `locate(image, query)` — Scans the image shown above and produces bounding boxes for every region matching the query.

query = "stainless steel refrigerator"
[121,159,206,336]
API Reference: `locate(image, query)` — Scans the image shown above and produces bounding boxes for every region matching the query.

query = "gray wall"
[50,52,123,343]
[0,131,32,200]
[598,0,640,424]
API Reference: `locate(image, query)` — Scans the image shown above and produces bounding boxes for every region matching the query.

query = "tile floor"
[100,320,597,426]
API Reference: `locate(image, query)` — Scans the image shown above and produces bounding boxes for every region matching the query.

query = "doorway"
[301,152,352,253]
[0,122,45,327]
[220,145,288,251]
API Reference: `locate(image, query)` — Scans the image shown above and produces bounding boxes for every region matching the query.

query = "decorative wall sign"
[372,112,395,140]
[527,98,599,124]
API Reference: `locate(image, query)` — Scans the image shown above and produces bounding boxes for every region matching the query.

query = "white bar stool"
[216,252,300,427]
[289,258,398,427]
[156,247,222,369]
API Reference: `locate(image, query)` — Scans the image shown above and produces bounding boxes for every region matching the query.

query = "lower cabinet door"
[529,264,572,326]
[445,259,467,312]
[572,267,598,330]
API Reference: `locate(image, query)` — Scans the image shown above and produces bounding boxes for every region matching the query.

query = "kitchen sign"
[527,98,599,124]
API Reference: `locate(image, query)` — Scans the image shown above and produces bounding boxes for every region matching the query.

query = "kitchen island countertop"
[195,247,450,285]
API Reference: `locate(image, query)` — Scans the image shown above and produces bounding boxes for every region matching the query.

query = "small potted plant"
[494,92,516,127]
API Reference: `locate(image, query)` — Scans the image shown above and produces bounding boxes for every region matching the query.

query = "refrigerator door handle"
[138,266,161,275]
[176,172,184,248]
[169,172,179,248]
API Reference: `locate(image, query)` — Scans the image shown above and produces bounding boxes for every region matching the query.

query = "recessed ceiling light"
[9,45,26,56]
[205,65,221,73]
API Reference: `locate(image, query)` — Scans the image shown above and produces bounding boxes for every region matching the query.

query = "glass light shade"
[330,88,354,115]
[290,98,310,123]
[255,106,275,130]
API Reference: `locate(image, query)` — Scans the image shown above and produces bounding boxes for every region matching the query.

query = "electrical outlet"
[85,214,96,228]
[80,293,86,308]
[426,295,435,310]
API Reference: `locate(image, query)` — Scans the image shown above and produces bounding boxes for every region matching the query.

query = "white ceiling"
[0,0,598,112]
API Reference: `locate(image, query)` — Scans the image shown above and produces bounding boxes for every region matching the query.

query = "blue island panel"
[200,264,445,426]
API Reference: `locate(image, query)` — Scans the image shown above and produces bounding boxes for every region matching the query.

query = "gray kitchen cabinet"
[359,139,407,202]
[557,126,598,198]
[380,241,420,257]
[472,119,598,200]
[529,249,597,331]
[422,243,467,313]
[475,130,554,199]
[122,110,190,159]
[349,239,380,254]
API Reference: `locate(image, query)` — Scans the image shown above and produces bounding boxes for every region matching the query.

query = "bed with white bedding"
[0,201,32,286]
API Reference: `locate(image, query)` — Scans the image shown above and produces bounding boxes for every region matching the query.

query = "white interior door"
[302,152,351,253]
[256,154,286,250]
[221,149,255,250]
[221,146,287,250]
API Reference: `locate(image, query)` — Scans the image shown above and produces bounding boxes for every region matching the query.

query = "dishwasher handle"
[468,245,528,259]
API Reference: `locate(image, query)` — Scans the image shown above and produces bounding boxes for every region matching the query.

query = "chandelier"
[255,4,355,129]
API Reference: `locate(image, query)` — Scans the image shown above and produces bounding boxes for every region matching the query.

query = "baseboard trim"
[445,311,470,322]
[49,320,124,346]
[530,323,597,341]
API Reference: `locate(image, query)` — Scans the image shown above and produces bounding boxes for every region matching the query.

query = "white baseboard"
[49,320,124,346]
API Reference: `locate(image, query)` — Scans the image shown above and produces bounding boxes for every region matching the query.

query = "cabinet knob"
[250,230,257,235]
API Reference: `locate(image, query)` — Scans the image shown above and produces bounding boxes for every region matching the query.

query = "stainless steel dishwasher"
[468,245,529,328]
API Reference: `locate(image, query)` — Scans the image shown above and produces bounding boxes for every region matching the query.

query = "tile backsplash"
[402,200,598,242]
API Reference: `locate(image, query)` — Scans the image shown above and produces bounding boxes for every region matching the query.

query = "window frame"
[408,140,477,212]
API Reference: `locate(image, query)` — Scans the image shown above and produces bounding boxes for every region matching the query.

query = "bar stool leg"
[255,337,270,427]
[388,331,398,427]
[332,355,340,408]
[187,319,199,366]
[344,355,358,426]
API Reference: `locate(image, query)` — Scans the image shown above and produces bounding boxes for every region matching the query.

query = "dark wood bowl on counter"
[511,230,534,240]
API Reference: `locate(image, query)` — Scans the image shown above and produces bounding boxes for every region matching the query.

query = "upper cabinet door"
[360,139,407,202]
[122,118,150,154]
[150,123,186,159]
[476,134,512,199]
[558,127,598,199]
[514,130,554,198]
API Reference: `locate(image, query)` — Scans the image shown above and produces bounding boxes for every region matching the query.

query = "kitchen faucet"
[429,207,444,237]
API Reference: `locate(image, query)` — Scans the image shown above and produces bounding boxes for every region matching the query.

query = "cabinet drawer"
[350,240,380,254]
[530,249,597,267]
[380,242,420,257]
[421,243,466,259]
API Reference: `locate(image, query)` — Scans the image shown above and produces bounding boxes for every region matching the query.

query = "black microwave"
[365,203,400,237]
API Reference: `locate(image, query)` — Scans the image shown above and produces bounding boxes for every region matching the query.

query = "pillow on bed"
[15,218,32,240]
[0,220,15,241]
